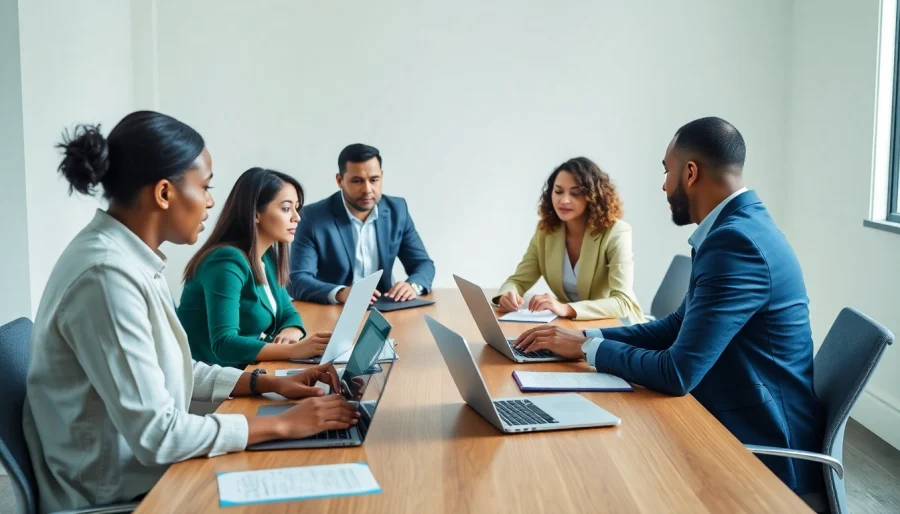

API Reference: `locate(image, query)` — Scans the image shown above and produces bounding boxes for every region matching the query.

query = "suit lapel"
[576,230,601,301]
[330,193,356,267]
[545,227,566,299]
[374,202,390,286]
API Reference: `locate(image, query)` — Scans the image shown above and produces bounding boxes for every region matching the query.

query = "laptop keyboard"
[305,428,351,441]
[507,341,556,359]
[494,399,559,426]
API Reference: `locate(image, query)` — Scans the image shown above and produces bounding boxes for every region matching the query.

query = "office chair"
[746,307,894,514]
[0,317,139,514]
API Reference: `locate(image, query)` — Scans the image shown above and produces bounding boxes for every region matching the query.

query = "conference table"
[136,289,810,513]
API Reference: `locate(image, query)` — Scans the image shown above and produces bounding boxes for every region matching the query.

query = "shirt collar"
[89,209,167,273]
[342,197,379,226]
[688,188,748,250]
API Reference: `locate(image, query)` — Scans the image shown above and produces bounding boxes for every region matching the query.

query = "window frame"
[888,4,900,223]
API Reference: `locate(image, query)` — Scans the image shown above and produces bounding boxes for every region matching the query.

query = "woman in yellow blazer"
[494,157,644,321]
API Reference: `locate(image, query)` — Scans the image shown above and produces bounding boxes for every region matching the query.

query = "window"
[889,4,900,223]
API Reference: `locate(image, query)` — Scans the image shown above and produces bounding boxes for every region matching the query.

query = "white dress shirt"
[327,201,380,303]
[562,251,581,302]
[581,188,749,367]
[22,210,248,513]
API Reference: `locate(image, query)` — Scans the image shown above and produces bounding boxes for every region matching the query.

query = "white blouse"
[562,250,581,302]
[22,210,248,512]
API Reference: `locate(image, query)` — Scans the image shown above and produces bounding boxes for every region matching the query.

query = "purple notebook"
[512,370,633,392]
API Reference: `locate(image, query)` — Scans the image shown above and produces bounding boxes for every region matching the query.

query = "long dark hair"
[57,111,204,204]
[538,157,623,235]
[184,167,304,286]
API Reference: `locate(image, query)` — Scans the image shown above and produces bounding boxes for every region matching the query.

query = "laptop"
[424,316,620,433]
[292,269,383,364]
[249,309,396,449]
[453,274,567,363]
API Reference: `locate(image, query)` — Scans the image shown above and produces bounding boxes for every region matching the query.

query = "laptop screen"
[339,309,395,440]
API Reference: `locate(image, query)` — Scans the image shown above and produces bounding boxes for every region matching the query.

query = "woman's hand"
[288,331,331,360]
[275,363,341,398]
[497,291,524,313]
[273,395,360,439]
[528,294,576,318]
[273,326,305,345]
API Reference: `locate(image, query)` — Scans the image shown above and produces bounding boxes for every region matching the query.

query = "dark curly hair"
[538,157,623,235]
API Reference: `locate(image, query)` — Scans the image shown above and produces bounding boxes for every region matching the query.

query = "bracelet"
[250,368,267,396]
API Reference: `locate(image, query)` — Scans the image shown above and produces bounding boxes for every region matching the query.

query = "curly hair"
[538,157,623,235]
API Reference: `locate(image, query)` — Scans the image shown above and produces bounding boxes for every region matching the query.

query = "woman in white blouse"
[22,111,359,513]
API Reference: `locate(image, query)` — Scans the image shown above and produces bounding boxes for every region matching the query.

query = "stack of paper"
[217,462,381,506]
[498,310,558,323]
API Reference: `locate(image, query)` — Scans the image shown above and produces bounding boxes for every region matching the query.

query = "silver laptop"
[249,309,396,449]
[453,274,567,363]
[292,269,383,364]
[425,316,620,433]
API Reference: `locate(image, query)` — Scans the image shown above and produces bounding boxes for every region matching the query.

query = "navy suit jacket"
[589,191,824,494]
[288,192,435,304]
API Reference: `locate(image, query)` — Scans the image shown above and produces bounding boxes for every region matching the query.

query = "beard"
[667,181,691,226]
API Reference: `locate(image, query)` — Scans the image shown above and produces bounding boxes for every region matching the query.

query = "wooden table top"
[136,288,809,513]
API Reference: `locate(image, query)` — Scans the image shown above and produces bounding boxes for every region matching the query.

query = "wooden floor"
[1,419,897,513]
[843,419,900,513]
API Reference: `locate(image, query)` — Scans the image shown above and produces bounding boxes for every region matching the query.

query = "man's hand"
[336,286,380,305]
[513,325,587,360]
[385,282,418,302]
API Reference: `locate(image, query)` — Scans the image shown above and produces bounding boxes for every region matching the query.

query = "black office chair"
[0,317,139,514]
[746,307,894,514]
[645,255,692,321]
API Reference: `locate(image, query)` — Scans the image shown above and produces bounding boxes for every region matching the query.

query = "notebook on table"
[512,371,633,392]
[368,297,434,312]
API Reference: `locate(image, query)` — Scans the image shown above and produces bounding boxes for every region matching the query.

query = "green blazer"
[178,246,306,368]
[494,219,645,321]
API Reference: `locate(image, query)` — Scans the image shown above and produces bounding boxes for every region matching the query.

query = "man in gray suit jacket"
[289,144,435,304]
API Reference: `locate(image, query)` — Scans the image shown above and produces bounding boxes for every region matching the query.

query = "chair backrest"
[814,307,893,514]
[650,255,692,319]
[0,317,36,514]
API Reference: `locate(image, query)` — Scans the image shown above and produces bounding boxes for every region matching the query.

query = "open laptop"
[453,274,567,363]
[249,309,396,449]
[425,316,620,433]
[292,269,383,364]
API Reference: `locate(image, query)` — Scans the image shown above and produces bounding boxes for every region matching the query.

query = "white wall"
[0,0,31,325]
[17,0,134,313]
[147,0,792,306]
[785,0,900,449]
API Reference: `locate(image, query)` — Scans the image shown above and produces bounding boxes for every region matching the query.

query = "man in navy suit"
[514,117,824,495]
[289,143,435,304]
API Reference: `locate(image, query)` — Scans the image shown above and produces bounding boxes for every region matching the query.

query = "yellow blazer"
[494,219,644,321]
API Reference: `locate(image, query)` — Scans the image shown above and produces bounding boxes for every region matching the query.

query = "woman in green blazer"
[494,157,645,322]
[178,168,331,368]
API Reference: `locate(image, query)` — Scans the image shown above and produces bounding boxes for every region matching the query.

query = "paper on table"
[217,462,381,507]
[513,371,633,391]
[498,310,558,323]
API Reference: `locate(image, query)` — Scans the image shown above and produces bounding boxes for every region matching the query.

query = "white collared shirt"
[327,200,380,304]
[23,210,248,512]
[688,188,748,250]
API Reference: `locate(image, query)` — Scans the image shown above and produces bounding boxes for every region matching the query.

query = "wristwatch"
[250,368,267,396]
[580,330,591,361]
[408,282,424,295]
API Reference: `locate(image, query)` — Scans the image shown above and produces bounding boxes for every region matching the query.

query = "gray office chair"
[645,255,692,321]
[0,317,139,514]
[746,307,894,514]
